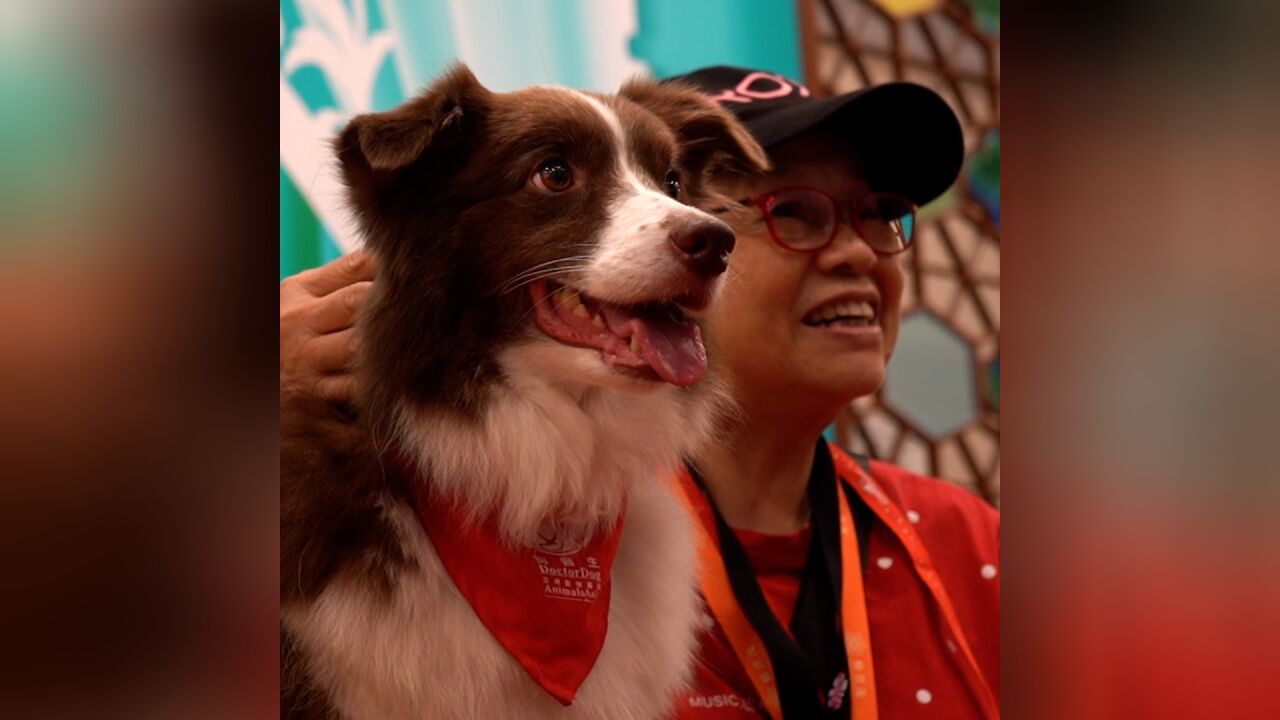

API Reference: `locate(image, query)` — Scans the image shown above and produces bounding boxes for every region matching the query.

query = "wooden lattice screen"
[798,0,1001,504]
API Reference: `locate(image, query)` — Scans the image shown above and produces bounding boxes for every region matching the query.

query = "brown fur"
[280,64,767,719]
[336,67,766,431]
[617,79,770,191]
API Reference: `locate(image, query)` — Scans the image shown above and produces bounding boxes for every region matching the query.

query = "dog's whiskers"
[500,257,593,295]
[502,267,587,295]
[516,281,572,326]
[502,255,593,286]
[503,263,586,290]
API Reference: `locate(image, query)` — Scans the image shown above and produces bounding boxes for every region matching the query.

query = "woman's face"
[705,133,905,415]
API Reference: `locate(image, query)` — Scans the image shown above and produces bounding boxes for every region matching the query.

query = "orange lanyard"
[830,450,1000,720]
[672,448,1000,720]
[670,469,877,720]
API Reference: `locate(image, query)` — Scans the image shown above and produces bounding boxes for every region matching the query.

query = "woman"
[280,66,998,719]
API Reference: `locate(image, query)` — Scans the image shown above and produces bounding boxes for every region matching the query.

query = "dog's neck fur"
[392,342,727,547]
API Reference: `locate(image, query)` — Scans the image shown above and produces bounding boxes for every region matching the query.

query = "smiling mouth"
[802,299,878,328]
[529,279,708,386]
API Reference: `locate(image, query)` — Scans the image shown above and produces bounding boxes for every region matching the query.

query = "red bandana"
[409,480,625,705]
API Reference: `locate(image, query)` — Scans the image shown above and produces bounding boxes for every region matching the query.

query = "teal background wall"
[279,0,802,277]
[630,0,801,79]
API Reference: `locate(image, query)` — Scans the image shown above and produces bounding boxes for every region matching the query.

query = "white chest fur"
[285,342,726,718]
[284,479,704,720]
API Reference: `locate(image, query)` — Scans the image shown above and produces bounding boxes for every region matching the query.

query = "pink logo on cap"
[707,71,811,104]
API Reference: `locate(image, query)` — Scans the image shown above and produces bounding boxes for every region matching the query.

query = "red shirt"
[675,446,1000,718]
[732,525,812,637]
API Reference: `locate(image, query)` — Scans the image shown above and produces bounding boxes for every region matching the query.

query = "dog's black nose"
[670,218,736,277]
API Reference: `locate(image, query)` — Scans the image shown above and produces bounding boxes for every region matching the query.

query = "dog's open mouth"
[529,279,708,386]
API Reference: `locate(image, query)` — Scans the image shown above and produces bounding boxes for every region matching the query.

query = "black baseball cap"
[665,66,964,206]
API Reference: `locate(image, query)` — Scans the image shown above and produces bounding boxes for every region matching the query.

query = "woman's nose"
[815,220,878,276]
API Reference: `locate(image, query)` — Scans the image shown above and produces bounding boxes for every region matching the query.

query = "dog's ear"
[335,64,489,177]
[620,78,770,180]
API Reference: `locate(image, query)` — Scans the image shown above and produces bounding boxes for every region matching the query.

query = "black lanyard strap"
[688,439,862,719]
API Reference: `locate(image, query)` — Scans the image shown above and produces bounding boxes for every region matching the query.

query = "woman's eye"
[664,170,681,199]
[533,160,574,192]
[772,201,807,220]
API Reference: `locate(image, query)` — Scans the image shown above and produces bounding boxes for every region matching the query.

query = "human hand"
[280,250,374,406]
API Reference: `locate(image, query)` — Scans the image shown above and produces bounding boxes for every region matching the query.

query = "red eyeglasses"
[740,187,917,256]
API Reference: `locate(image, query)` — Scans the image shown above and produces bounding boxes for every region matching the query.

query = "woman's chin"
[801,363,885,405]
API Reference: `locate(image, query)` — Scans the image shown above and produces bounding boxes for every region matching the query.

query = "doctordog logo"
[535,522,603,603]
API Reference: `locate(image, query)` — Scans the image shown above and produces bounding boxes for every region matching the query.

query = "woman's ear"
[619,78,771,180]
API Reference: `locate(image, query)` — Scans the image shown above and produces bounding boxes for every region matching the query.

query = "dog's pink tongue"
[602,306,707,386]
[633,317,707,386]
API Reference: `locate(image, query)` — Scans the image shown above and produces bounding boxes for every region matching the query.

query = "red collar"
[402,459,625,705]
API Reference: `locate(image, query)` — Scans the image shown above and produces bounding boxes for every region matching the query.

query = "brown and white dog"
[281,65,767,719]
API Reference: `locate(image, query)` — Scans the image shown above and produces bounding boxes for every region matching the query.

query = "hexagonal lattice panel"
[805,0,1000,503]
[883,310,978,439]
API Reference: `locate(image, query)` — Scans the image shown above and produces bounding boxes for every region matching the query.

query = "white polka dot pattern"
[916,688,933,704]
[876,556,893,569]
[980,563,997,579]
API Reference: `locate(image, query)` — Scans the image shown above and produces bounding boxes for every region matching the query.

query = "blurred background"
[279,0,1003,503]
[4,0,1278,717]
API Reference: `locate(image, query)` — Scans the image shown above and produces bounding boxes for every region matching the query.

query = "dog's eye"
[533,160,574,192]
[665,170,681,199]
